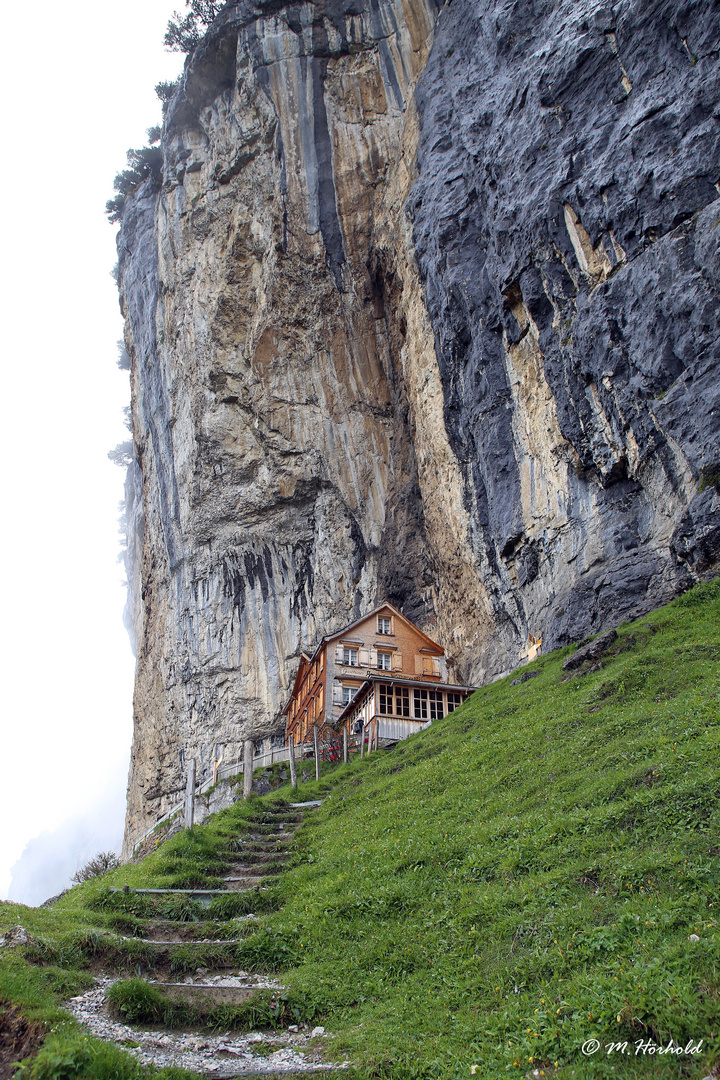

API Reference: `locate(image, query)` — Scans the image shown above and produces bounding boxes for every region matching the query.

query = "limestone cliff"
[118,0,720,853]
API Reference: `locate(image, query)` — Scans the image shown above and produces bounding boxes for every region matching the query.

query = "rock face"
[118,0,720,853]
[410,0,720,652]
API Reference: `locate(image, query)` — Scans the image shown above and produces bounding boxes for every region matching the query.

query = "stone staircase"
[66,801,339,1077]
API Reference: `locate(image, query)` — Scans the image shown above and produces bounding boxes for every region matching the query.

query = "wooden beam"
[288,736,297,790]
[184,758,195,830]
[243,739,253,799]
[343,725,348,764]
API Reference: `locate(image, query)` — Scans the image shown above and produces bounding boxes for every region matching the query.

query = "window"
[395,686,410,717]
[378,616,391,635]
[428,690,444,720]
[377,652,392,670]
[343,647,358,666]
[413,688,428,719]
[379,686,392,714]
[447,692,462,712]
[341,685,358,705]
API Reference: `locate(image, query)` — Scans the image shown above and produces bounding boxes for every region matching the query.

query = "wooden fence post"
[243,739,254,799]
[313,725,320,781]
[184,758,195,830]
[288,737,297,790]
[360,725,365,759]
[343,726,348,764]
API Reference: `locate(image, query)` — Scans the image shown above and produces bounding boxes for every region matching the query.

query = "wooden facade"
[284,603,474,749]
[337,676,474,752]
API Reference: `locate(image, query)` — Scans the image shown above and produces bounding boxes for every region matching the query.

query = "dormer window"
[343,647,359,666]
[378,616,391,635]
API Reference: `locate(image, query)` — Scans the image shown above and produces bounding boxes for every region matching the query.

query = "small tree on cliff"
[155,80,180,118]
[164,0,225,52]
[105,145,163,223]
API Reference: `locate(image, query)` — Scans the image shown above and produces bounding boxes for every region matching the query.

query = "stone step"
[224,862,284,875]
[235,853,292,865]
[150,974,282,1007]
[250,816,303,826]
[230,833,292,843]
[222,875,266,891]
[243,826,302,840]
[136,918,258,942]
[241,836,295,847]
[110,888,226,896]
[110,888,225,909]
[217,847,292,861]
[251,813,303,824]
[222,837,289,848]
[122,936,245,946]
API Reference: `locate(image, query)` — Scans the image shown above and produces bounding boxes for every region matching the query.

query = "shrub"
[71,852,120,885]
[155,79,180,118]
[106,146,163,223]
[164,0,224,53]
[109,443,135,468]
[14,1036,95,1079]
[107,978,163,1024]
[105,195,126,225]
[116,341,131,370]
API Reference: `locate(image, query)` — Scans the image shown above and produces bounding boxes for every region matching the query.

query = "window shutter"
[332,684,343,705]
[335,643,344,663]
[432,656,441,675]
[392,651,403,671]
[359,648,370,667]
[415,653,423,674]
[368,648,378,667]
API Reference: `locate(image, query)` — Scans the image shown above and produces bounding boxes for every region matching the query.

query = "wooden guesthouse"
[284,603,475,755]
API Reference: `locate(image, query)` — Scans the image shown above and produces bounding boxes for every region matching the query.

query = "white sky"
[0,0,184,900]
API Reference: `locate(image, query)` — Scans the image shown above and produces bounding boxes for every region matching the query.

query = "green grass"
[2,580,720,1078]
[11,1030,198,1080]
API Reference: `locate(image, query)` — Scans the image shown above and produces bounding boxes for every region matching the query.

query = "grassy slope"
[1,579,719,1079]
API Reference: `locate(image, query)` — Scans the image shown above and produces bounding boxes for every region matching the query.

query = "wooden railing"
[131,743,311,854]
